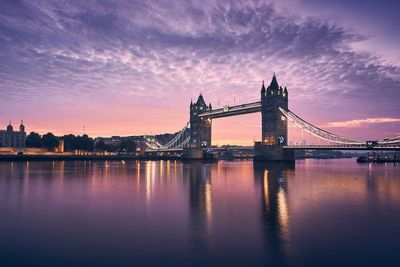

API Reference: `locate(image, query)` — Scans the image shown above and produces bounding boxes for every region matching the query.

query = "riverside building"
[0,121,26,148]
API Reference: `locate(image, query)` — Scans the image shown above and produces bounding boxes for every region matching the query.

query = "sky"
[0,0,399,145]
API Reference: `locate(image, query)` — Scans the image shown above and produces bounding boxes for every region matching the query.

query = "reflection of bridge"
[144,74,400,160]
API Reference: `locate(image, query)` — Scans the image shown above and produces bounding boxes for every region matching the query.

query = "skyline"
[1,0,399,145]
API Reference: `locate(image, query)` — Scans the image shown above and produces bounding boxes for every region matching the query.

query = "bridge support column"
[183,94,213,160]
[182,147,204,160]
[255,74,294,161]
[254,143,294,161]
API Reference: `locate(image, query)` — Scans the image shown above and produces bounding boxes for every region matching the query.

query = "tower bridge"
[144,74,400,161]
[198,101,262,119]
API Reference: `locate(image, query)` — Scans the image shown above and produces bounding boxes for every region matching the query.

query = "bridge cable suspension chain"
[377,136,400,145]
[279,108,364,145]
[144,136,164,150]
[162,122,190,149]
[144,122,190,150]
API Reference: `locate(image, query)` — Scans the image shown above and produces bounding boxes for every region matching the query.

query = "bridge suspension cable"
[144,122,190,150]
[377,136,400,145]
[162,122,190,149]
[280,108,365,145]
[144,136,164,150]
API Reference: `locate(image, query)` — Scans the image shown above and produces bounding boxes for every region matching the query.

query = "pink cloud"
[325,118,400,128]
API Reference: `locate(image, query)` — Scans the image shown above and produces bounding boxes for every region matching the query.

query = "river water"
[0,159,399,267]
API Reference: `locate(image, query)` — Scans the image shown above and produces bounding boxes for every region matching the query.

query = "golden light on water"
[146,161,153,204]
[263,170,270,211]
[166,160,171,177]
[160,160,164,181]
[174,160,177,177]
[205,178,213,234]
[278,188,289,237]
[136,161,141,189]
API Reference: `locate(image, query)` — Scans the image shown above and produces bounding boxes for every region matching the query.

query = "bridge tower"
[255,74,294,161]
[183,94,212,159]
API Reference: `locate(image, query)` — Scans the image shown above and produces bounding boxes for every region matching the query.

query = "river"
[0,159,399,266]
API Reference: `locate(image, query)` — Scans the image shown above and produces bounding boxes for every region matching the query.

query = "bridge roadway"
[198,101,261,119]
[284,145,400,151]
[145,146,254,153]
[146,145,400,153]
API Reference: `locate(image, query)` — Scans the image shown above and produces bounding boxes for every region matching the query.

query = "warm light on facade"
[264,136,276,145]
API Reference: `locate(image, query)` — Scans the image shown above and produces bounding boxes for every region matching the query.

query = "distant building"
[56,140,65,153]
[94,135,148,155]
[0,121,26,148]
[94,136,146,146]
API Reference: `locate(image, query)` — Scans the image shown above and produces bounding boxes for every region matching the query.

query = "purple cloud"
[0,0,399,140]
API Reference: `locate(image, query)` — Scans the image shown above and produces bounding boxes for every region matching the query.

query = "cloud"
[0,0,399,138]
[325,118,400,128]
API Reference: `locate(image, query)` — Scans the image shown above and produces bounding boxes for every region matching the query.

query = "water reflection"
[186,162,214,267]
[254,162,294,266]
[188,162,213,235]
[0,160,400,267]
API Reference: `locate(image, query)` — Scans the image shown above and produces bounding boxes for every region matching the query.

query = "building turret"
[6,121,13,132]
[195,94,208,111]
[283,86,288,98]
[196,94,205,105]
[19,120,25,133]
[261,80,266,96]
[279,86,283,95]
[269,73,279,94]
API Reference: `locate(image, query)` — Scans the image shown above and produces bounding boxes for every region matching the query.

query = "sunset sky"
[0,0,399,145]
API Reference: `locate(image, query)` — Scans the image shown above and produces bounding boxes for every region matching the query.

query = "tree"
[74,134,94,151]
[41,133,59,149]
[25,132,42,148]
[61,134,76,151]
[61,134,94,151]
[94,140,107,151]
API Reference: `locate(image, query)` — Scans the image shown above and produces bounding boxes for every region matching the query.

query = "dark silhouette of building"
[189,94,212,148]
[261,74,288,145]
[0,120,26,148]
[255,74,294,161]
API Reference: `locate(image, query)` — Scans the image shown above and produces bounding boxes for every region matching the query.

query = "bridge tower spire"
[183,94,212,159]
[189,94,212,149]
[255,74,294,161]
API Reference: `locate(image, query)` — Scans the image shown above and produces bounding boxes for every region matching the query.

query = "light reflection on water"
[0,159,400,267]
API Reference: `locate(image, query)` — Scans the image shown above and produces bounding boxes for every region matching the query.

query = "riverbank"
[0,154,181,161]
[357,155,400,163]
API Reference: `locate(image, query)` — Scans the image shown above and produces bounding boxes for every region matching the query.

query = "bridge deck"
[145,145,400,152]
[284,145,400,150]
[199,101,261,119]
[145,149,183,152]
